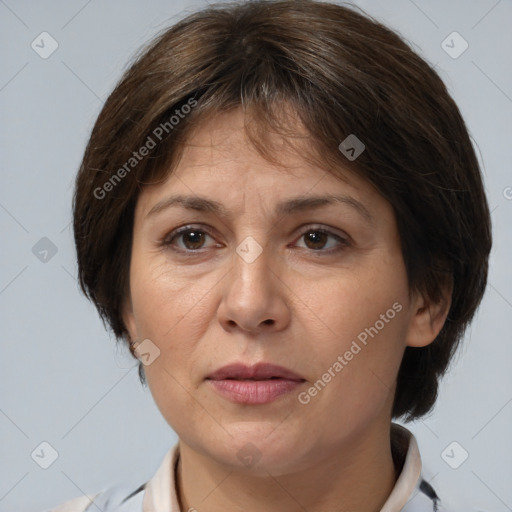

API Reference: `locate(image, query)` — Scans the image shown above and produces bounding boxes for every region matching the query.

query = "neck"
[176,422,398,512]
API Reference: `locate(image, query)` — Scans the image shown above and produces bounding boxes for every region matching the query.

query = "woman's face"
[123,108,431,475]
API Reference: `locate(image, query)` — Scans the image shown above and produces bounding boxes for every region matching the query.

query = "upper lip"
[207,362,305,381]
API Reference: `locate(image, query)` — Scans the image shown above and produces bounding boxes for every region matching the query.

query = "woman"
[49,0,492,510]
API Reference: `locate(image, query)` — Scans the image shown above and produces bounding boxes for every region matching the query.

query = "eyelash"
[161,225,350,256]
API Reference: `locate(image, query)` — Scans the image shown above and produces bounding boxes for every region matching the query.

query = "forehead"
[180,108,304,164]
[136,108,383,215]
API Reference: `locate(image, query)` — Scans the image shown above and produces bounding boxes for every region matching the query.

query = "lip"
[207,362,304,381]
[206,363,306,405]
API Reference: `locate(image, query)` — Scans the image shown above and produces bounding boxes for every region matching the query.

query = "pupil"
[184,231,204,249]
[306,231,326,249]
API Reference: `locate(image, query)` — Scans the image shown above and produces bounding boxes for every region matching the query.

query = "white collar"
[142,423,425,512]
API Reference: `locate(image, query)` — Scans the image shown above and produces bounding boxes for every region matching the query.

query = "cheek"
[129,256,220,392]
[295,262,409,413]
[298,258,409,347]
[144,364,207,443]
[129,257,216,341]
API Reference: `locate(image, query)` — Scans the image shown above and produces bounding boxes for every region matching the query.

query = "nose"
[217,241,291,334]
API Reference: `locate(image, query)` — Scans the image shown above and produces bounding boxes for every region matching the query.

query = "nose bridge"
[232,235,273,299]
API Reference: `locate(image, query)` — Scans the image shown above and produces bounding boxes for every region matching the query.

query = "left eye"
[295,229,347,252]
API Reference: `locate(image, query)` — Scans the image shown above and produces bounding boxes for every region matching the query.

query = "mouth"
[206,362,306,404]
[206,362,305,381]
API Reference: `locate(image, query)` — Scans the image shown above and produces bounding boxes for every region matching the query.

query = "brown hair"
[73,0,492,421]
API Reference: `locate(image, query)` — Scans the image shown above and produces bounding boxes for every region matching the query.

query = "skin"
[123,108,450,512]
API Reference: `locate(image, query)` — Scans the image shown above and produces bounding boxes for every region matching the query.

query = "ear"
[122,296,138,345]
[405,280,453,348]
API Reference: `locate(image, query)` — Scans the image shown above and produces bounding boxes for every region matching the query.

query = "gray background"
[0,0,511,511]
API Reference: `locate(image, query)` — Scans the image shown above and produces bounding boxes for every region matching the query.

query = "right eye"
[162,226,219,253]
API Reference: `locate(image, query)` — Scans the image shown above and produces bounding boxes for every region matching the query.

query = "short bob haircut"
[73,0,492,422]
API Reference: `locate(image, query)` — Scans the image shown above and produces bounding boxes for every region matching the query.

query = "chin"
[210,430,308,475]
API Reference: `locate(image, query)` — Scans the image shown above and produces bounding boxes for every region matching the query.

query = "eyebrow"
[146,193,374,224]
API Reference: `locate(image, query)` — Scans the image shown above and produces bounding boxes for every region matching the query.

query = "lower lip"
[207,378,304,404]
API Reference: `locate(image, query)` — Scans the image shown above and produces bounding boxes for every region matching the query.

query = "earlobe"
[406,284,452,348]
